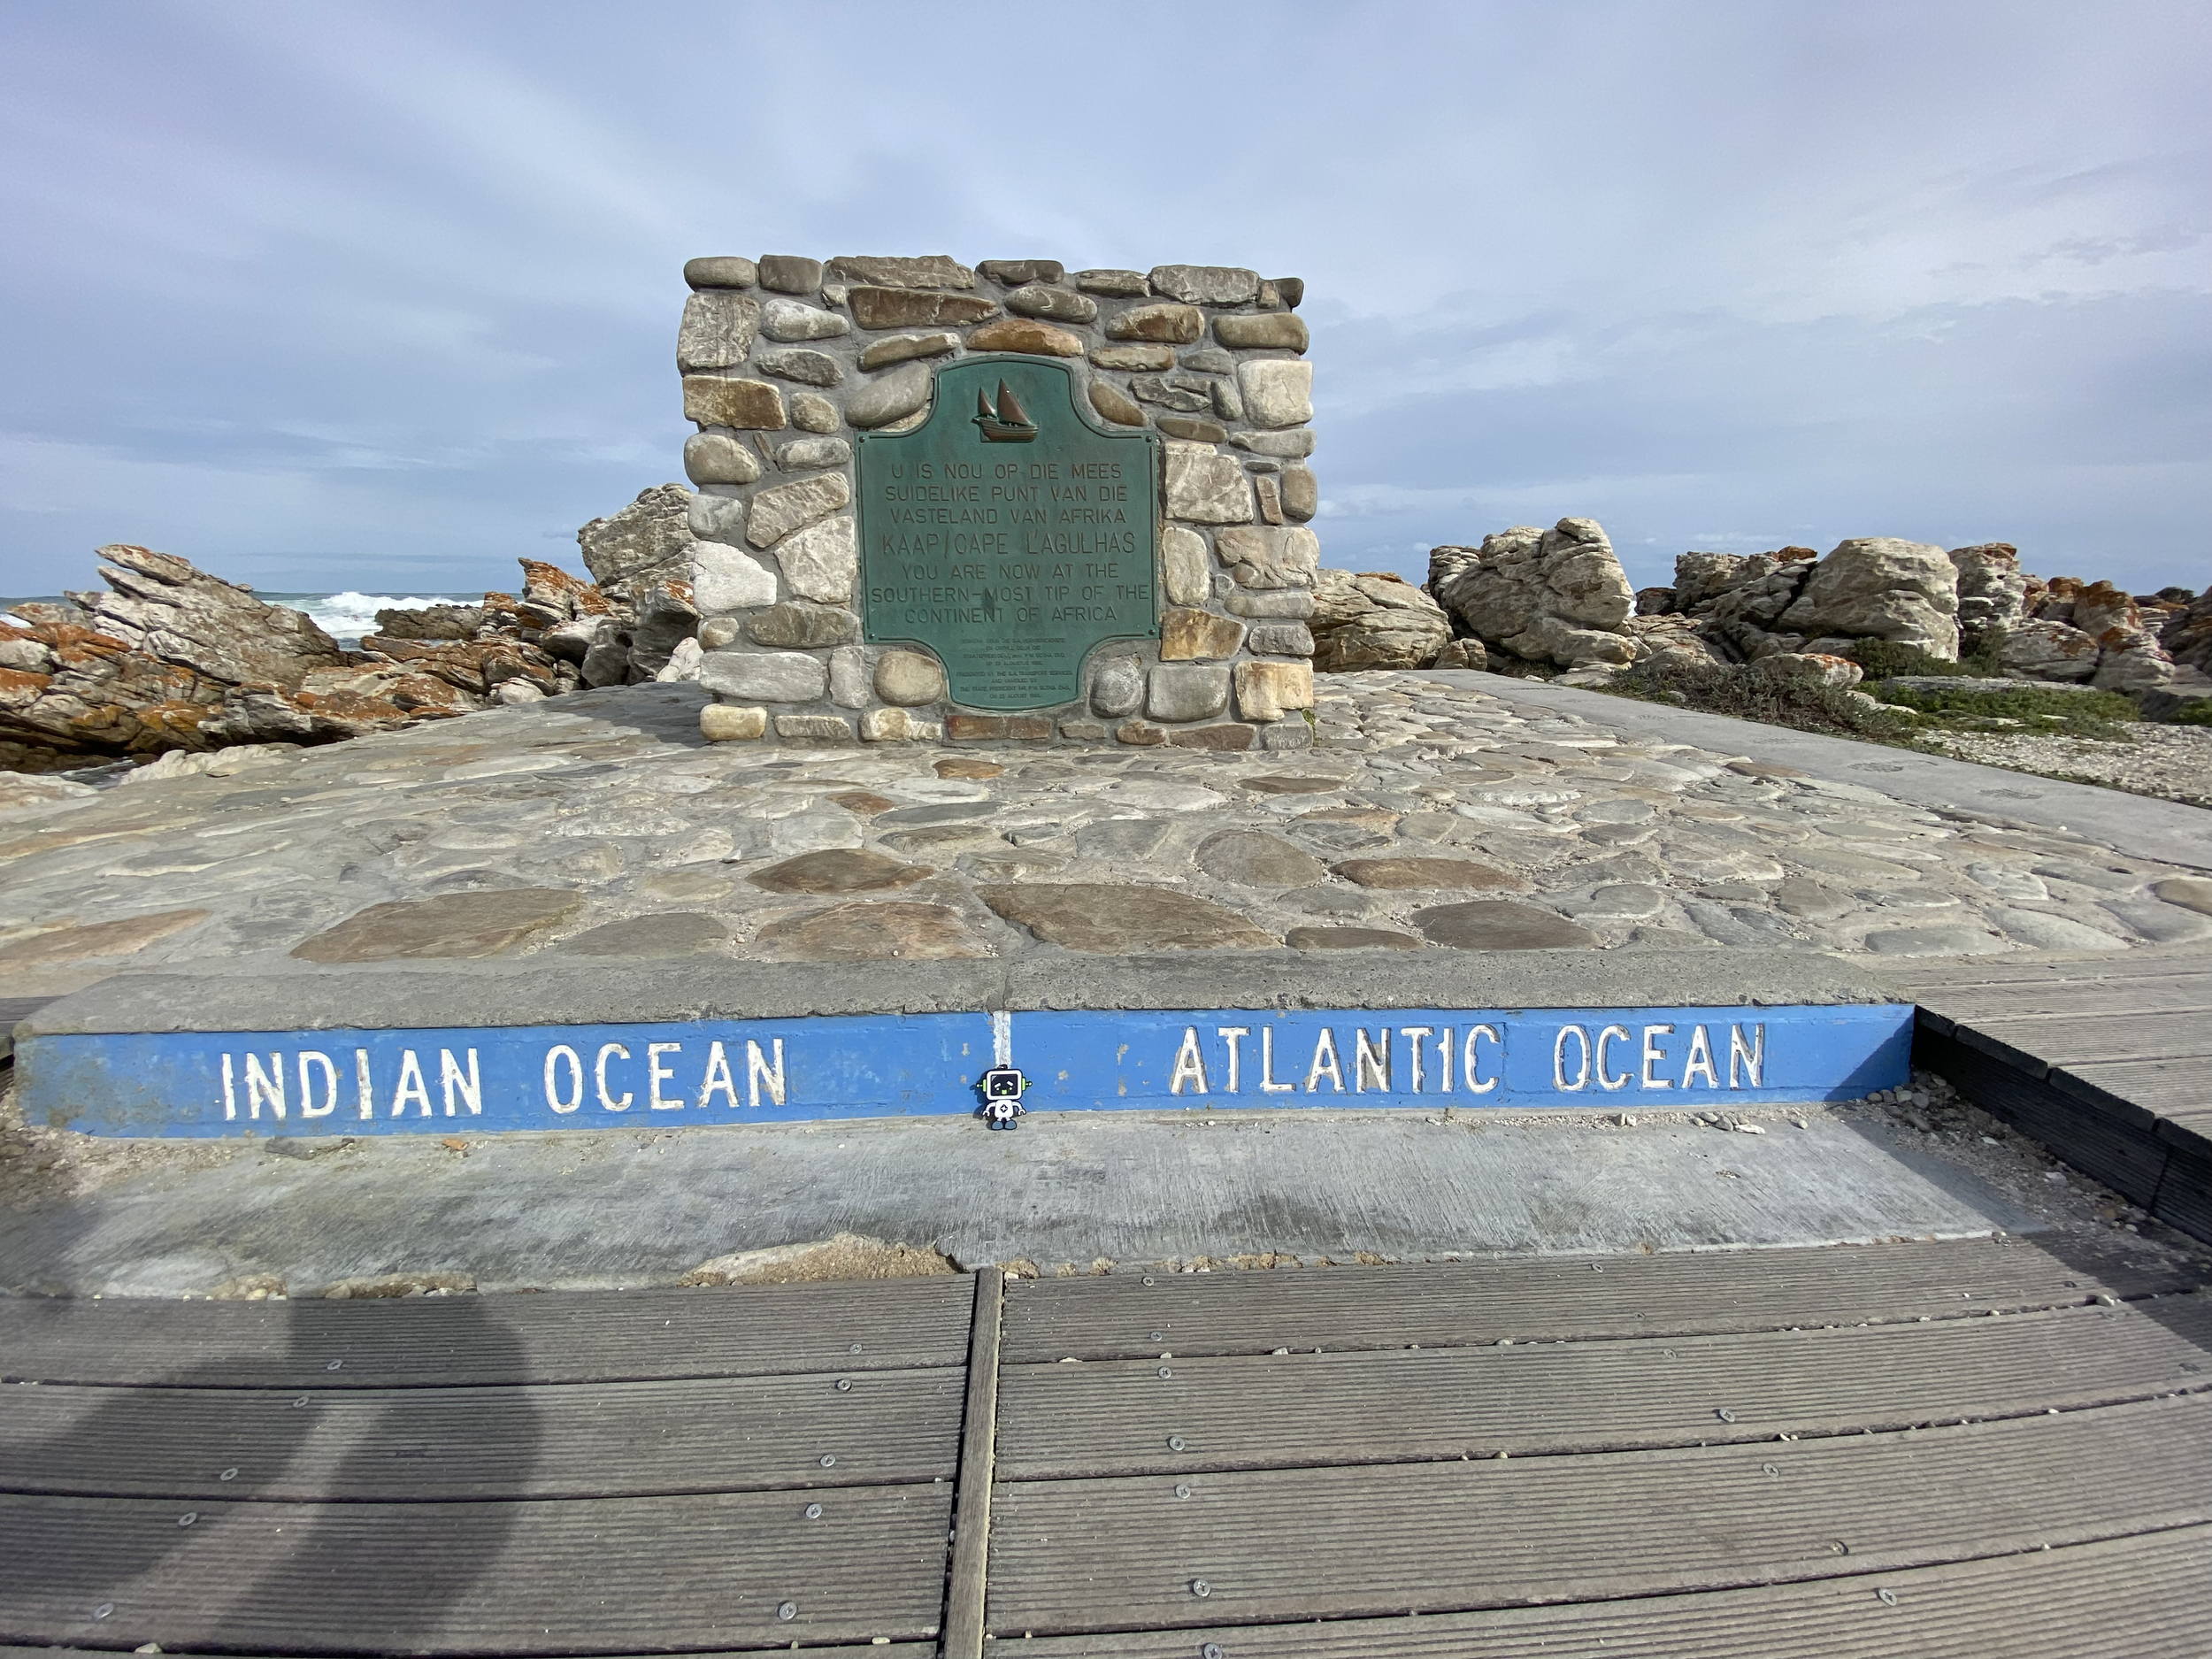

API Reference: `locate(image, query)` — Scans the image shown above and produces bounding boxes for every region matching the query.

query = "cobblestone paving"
[3,675,2208,986]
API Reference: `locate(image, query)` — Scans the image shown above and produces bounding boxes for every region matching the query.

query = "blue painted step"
[18,1002,1913,1138]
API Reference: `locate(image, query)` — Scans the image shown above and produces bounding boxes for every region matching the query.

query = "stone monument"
[677,254,1318,750]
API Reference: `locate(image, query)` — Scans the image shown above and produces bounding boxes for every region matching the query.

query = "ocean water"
[2,589,487,649]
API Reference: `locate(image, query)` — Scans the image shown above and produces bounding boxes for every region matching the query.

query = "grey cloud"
[2,1,2206,603]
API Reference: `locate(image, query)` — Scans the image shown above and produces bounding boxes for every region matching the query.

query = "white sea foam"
[272,590,485,646]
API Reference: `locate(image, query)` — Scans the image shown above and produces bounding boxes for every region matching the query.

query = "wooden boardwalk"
[3,1234,2208,1657]
[1885,952,2212,1246]
[6,952,2212,1652]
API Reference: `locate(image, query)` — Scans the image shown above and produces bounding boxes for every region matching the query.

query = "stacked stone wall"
[675,253,1318,751]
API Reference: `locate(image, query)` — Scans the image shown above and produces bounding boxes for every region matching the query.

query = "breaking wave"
[262,590,486,648]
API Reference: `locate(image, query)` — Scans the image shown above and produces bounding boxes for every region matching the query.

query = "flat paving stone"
[748,849,933,894]
[1333,856,1524,891]
[1861,925,2009,956]
[754,900,987,961]
[289,889,584,963]
[557,912,729,957]
[1238,775,1349,795]
[1559,882,1668,919]
[979,884,1277,952]
[1195,831,1325,889]
[1285,926,1425,950]
[0,909,210,965]
[1413,900,1600,951]
[2155,876,2212,914]
[872,802,994,827]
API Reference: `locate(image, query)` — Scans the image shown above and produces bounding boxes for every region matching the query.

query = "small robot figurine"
[977,1064,1030,1130]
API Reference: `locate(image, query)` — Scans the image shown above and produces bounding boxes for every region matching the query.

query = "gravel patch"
[1918,722,2212,810]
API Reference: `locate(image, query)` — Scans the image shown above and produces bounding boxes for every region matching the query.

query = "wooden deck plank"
[1915,978,2212,1025]
[983,1394,2212,1633]
[0,1483,952,1653]
[998,1524,2212,1657]
[1960,1012,2212,1068]
[941,1271,1004,1659]
[995,1294,2212,1479]
[0,1278,974,1387]
[2059,1060,2208,1124]
[0,1654,945,1659]
[2157,1106,2212,1141]
[0,1367,963,1501]
[998,1235,2200,1363]
[1879,953,2212,990]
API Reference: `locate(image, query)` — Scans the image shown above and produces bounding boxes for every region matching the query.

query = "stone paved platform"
[2,672,2207,1003]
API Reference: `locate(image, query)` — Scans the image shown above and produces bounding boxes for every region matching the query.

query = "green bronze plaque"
[857,355,1160,710]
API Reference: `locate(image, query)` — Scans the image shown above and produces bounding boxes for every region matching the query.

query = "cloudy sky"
[3,1,2207,602]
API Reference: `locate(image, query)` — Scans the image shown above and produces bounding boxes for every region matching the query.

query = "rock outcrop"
[1695,550,1819,662]
[2162,588,2212,675]
[71,544,348,688]
[1948,543,2028,650]
[1409,518,2200,714]
[1999,619,2100,680]
[1776,538,1960,659]
[1428,518,1636,670]
[365,603,486,641]
[578,483,696,598]
[2,526,702,769]
[1309,571,1451,671]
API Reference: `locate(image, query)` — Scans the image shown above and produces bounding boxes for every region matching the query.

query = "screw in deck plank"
[941,1268,1005,1659]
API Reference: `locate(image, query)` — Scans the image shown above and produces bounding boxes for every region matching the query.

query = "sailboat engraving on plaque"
[972,379,1038,442]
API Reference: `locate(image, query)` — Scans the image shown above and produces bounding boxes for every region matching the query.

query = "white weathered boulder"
[1947,543,2028,645]
[2001,619,2100,681]
[580,483,696,597]
[1164,443,1253,523]
[1753,652,1865,690]
[1309,570,1451,672]
[1672,551,1756,614]
[1778,538,1960,659]
[1161,526,1210,606]
[746,474,849,549]
[676,290,761,372]
[1429,518,1635,670]
[2089,628,2176,695]
[1622,613,1727,667]
[2070,581,2142,639]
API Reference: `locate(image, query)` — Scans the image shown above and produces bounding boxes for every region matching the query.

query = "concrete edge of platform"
[16,948,1907,1037]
